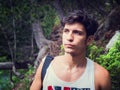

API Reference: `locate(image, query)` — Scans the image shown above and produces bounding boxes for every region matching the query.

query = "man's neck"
[63,53,87,68]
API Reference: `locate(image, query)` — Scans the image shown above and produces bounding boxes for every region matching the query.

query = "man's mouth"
[64,44,74,48]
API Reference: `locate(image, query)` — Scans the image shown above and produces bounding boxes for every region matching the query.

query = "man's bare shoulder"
[53,55,64,62]
[94,62,111,90]
[94,62,109,76]
[51,55,65,67]
[54,55,64,59]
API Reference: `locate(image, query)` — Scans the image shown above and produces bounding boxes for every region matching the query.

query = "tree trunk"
[32,20,50,49]
[32,20,53,69]
[94,6,120,41]
[0,61,29,70]
[52,0,64,20]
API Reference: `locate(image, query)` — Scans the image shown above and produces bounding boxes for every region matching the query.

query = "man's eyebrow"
[63,28,69,30]
[73,29,83,32]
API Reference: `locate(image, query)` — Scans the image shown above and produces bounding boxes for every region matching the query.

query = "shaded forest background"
[0,0,120,90]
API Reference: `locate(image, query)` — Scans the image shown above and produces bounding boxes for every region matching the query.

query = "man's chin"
[65,49,74,53]
[65,50,76,55]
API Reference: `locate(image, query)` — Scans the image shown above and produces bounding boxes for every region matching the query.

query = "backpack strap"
[41,55,54,81]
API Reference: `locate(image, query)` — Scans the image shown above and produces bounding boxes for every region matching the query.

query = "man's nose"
[67,33,74,42]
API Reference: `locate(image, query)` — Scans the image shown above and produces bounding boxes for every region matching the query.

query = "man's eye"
[74,30,82,35]
[63,29,69,33]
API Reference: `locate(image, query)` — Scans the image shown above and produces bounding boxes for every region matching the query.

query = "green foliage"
[87,37,120,90]
[54,15,60,26]
[0,65,34,90]
[30,4,60,38]
[0,56,7,62]
[86,43,104,60]
[40,4,60,38]
[59,44,64,55]
[0,70,13,90]
[15,65,34,90]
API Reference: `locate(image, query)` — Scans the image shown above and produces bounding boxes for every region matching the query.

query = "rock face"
[49,25,63,56]
[106,30,120,50]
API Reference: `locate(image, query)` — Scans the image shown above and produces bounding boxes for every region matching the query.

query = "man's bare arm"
[30,61,44,90]
[95,63,111,90]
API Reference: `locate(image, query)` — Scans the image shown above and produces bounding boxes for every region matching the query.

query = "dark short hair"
[61,10,98,37]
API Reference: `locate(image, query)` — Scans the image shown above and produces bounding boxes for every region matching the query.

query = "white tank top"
[43,58,95,90]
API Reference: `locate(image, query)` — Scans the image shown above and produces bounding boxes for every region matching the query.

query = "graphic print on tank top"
[47,85,90,90]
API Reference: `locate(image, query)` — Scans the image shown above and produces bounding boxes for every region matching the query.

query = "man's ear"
[86,35,94,45]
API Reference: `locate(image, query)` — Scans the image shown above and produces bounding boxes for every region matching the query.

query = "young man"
[30,10,111,90]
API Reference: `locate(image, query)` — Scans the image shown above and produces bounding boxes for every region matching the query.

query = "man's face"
[62,23,90,55]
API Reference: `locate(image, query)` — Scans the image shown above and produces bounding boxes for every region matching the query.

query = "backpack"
[41,55,54,81]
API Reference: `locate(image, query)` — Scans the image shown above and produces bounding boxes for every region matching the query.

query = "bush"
[87,38,120,90]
